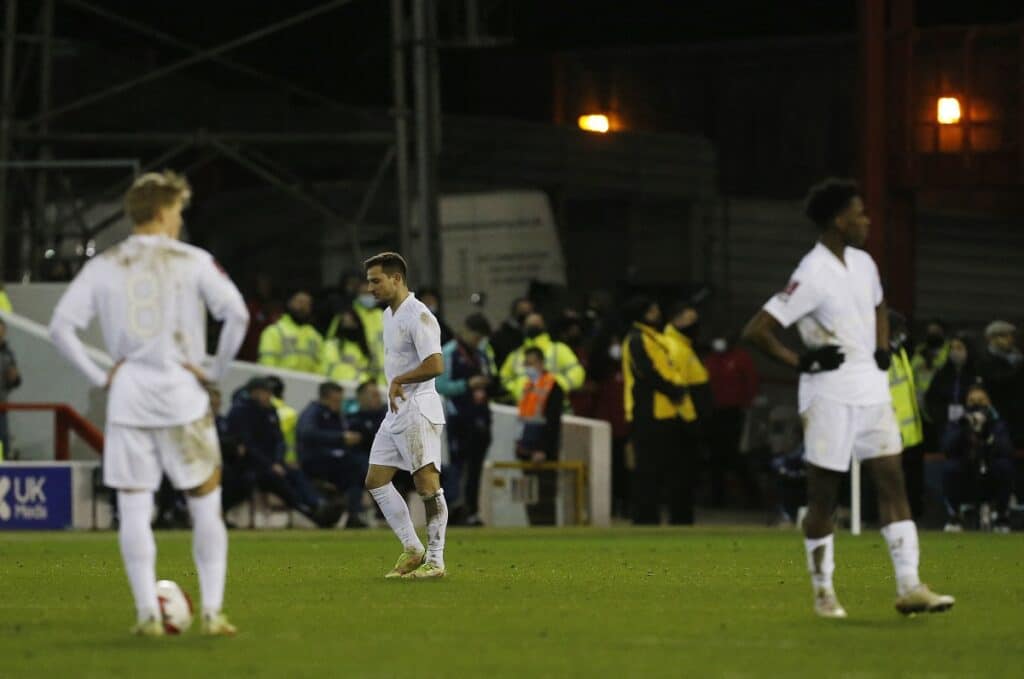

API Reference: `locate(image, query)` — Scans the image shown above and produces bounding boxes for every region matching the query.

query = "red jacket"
[704,348,759,409]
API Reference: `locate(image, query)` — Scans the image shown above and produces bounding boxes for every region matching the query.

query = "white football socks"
[117,491,159,622]
[423,488,448,569]
[881,520,921,596]
[187,487,228,617]
[804,534,835,591]
[369,484,423,553]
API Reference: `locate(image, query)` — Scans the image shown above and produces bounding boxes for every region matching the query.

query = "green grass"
[0,527,1021,678]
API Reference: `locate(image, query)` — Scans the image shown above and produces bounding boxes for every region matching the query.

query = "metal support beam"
[350,145,396,243]
[0,0,18,280]
[61,0,372,118]
[31,0,55,280]
[13,131,391,146]
[412,0,442,288]
[210,139,364,264]
[859,0,886,265]
[28,0,356,127]
[391,0,412,259]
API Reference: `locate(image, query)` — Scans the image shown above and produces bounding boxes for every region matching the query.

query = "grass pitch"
[0,527,1021,678]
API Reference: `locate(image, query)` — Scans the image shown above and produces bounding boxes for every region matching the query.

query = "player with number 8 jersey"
[49,170,249,636]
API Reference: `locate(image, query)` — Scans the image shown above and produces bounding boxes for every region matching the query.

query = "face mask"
[290,310,312,325]
[676,322,699,340]
[341,326,362,341]
[515,313,529,327]
[711,338,727,353]
[477,337,490,352]
[524,327,543,339]
[926,334,944,349]
[890,332,907,351]
[608,343,623,360]
[357,293,376,309]
[525,367,541,381]
[949,349,967,367]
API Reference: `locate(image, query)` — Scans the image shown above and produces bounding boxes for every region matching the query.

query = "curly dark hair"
[804,178,860,230]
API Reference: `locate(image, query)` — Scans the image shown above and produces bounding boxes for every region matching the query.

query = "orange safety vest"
[518,372,557,423]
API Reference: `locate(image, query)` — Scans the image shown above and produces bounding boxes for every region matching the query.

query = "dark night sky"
[46,0,1024,111]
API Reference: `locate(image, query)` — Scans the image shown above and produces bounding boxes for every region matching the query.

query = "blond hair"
[123,170,191,226]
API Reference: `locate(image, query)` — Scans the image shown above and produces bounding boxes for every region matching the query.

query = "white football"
[156,580,194,634]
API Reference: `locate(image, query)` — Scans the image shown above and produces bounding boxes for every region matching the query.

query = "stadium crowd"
[211,271,1022,532]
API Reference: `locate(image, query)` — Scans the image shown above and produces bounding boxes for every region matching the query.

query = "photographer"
[940,384,1014,532]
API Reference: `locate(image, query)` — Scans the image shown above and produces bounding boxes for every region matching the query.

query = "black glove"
[874,348,892,371]
[798,345,844,373]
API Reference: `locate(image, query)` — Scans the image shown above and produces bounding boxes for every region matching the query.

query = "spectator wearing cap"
[297,381,370,528]
[977,320,1024,445]
[437,313,497,525]
[226,377,342,527]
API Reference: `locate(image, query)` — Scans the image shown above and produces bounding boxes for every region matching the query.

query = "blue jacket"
[227,396,285,466]
[940,412,1014,460]
[437,338,496,427]
[296,401,347,462]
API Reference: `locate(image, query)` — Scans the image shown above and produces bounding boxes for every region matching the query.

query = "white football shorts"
[801,396,902,472]
[370,403,443,473]
[103,412,221,491]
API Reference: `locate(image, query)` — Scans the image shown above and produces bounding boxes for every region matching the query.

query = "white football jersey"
[762,242,890,413]
[50,234,248,427]
[382,292,445,425]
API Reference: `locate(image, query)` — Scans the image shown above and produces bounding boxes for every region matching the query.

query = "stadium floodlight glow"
[578,114,611,133]
[937,97,961,125]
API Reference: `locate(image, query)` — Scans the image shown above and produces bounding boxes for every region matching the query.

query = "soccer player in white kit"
[49,171,249,635]
[362,252,449,579]
[743,178,954,618]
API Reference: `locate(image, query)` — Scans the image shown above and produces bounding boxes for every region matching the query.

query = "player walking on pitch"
[49,171,249,635]
[362,252,449,579]
[743,178,954,618]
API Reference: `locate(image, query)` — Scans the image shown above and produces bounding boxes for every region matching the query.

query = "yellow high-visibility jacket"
[499,332,585,401]
[889,347,923,448]
[258,314,324,374]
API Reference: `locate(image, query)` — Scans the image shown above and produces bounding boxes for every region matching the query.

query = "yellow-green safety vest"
[889,347,923,448]
[258,315,324,374]
[323,337,373,385]
[499,332,585,401]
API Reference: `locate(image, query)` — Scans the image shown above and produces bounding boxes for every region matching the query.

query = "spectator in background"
[437,313,496,526]
[976,320,1024,446]
[0,284,12,312]
[925,335,979,443]
[500,312,585,404]
[491,297,534,368]
[418,287,454,346]
[886,311,926,519]
[330,280,384,377]
[623,297,696,525]
[240,272,282,362]
[515,347,564,526]
[911,319,949,448]
[703,332,760,508]
[0,318,21,458]
[297,382,369,529]
[227,377,342,528]
[212,386,256,520]
[322,308,374,385]
[941,384,1014,532]
[574,324,631,518]
[348,381,387,457]
[265,376,299,469]
[259,290,323,374]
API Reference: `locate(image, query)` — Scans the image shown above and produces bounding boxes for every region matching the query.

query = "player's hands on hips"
[798,345,844,373]
[104,359,125,389]
[388,380,406,413]
[181,362,212,386]
[873,348,892,371]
